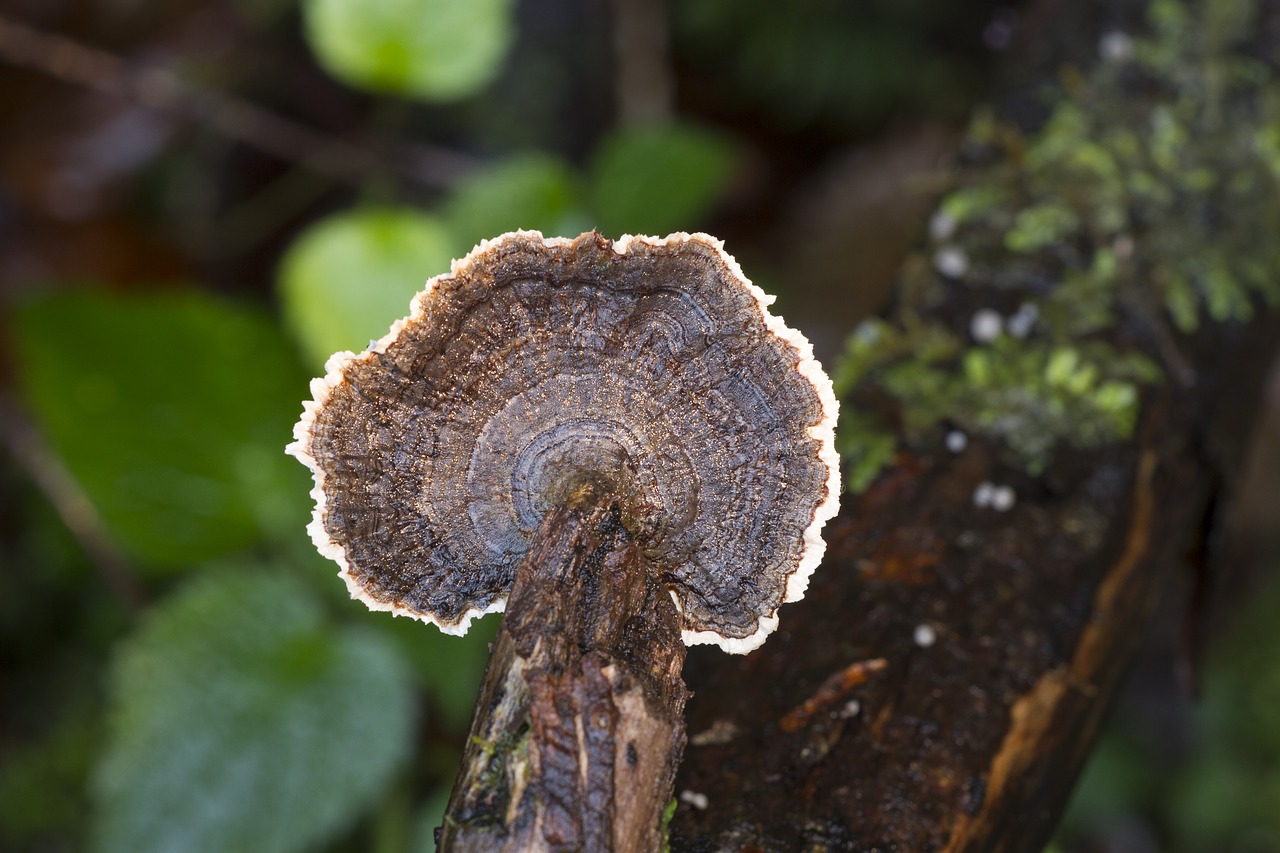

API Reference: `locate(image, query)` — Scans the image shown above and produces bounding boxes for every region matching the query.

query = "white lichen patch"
[679,790,709,810]
[933,245,970,279]
[972,480,1017,512]
[990,485,1017,512]
[969,308,1003,343]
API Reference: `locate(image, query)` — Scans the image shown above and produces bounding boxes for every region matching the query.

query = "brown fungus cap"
[287,231,839,654]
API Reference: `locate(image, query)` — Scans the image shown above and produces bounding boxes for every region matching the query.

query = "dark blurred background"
[0,1,1277,851]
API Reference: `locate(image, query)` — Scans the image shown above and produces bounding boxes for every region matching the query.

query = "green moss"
[471,727,532,804]
[839,328,1158,477]
[659,797,678,853]
[834,0,1279,490]
[836,408,899,493]
[1004,201,1080,253]
[939,184,1009,227]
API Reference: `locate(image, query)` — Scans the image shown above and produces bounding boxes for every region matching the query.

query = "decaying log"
[665,0,1280,847]
[669,315,1278,851]
[439,492,688,852]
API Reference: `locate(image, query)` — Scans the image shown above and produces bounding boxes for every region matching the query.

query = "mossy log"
[668,0,1280,849]
[668,317,1277,851]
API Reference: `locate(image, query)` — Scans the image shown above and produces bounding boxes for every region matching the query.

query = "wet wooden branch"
[669,315,1278,850]
[665,0,1280,848]
[439,493,688,852]
[0,12,478,189]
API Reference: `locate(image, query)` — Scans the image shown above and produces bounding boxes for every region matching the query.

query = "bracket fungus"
[288,230,839,653]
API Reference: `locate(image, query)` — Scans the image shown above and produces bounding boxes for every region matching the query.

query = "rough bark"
[438,492,688,852]
[663,0,1280,848]
[668,316,1278,852]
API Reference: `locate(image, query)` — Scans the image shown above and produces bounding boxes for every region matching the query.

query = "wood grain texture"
[439,493,688,852]
[666,316,1279,852]
[664,0,1280,844]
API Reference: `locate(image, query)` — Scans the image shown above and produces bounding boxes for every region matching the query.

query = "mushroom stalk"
[438,490,688,852]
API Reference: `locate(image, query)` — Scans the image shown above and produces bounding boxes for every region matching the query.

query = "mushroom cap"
[288,231,839,653]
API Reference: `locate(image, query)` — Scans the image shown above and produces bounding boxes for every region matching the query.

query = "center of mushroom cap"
[513,423,646,518]
[465,375,692,563]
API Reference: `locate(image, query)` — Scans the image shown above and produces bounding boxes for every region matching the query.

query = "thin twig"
[0,396,147,616]
[0,13,481,190]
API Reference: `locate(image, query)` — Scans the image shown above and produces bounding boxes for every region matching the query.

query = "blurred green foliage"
[302,0,516,101]
[444,154,587,251]
[831,0,1280,489]
[93,572,416,853]
[279,208,456,367]
[672,0,977,129]
[12,290,310,566]
[590,124,740,237]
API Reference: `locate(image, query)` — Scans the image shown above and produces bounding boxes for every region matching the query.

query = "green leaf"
[10,290,310,567]
[1004,201,1080,253]
[939,184,1007,227]
[835,409,897,494]
[1060,732,1160,829]
[590,123,740,236]
[445,154,588,251]
[302,0,514,101]
[278,207,456,368]
[1202,256,1253,323]
[93,572,417,853]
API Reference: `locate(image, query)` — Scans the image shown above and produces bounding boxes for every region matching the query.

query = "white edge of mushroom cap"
[286,230,841,653]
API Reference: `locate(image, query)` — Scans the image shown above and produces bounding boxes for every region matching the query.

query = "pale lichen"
[835,0,1280,490]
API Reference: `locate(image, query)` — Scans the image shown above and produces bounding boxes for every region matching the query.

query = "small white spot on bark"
[991,485,1017,512]
[853,319,881,344]
[934,246,970,279]
[913,624,937,648]
[689,719,740,746]
[839,699,861,719]
[680,790,709,810]
[969,309,1003,343]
